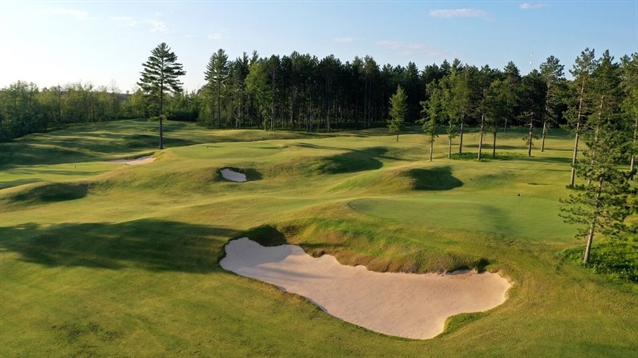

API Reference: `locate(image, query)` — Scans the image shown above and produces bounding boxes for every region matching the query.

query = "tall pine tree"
[388,85,407,141]
[138,42,185,149]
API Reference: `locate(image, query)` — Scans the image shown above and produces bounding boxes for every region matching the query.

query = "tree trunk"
[492,131,497,159]
[569,121,581,187]
[396,132,399,142]
[159,82,164,150]
[570,92,586,186]
[237,95,242,128]
[587,97,605,186]
[504,117,508,133]
[477,114,485,161]
[583,176,604,264]
[459,119,464,154]
[429,140,434,162]
[630,116,637,180]
[217,85,221,127]
[448,137,452,159]
[570,81,587,185]
[159,115,164,149]
[527,118,533,157]
[541,120,548,152]
[363,79,369,128]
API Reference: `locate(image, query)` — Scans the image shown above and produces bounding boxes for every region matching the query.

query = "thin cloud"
[111,16,135,26]
[208,33,224,40]
[334,37,355,43]
[429,8,487,19]
[53,9,92,21]
[111,16,168,33]
[376,41,448,58]
[520,3,548,10]
[141,19,167,33]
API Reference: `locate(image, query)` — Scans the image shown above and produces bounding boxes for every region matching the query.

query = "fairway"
[1,120,637,357]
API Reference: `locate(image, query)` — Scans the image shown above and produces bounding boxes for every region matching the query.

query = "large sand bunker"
[221,238,511,339]
[220,168,247,182]
[109,156,155,165]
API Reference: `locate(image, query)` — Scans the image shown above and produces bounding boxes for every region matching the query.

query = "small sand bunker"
[221,238,511,339]
[109,156,155,165]
[220,168,247,182]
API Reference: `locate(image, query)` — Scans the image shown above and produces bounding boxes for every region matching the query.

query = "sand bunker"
[109,156,155,165]
[221,238,511,339]
[220,168,247,182]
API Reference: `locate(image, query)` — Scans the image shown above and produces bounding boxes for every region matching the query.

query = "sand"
[220,238,512,339]
[109,156,155,165]
[220,168,247,182]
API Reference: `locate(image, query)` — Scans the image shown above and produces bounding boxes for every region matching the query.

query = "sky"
[0,1,636,93]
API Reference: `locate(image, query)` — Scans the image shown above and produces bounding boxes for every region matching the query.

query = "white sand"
[221,238,511,339]
[220,168,247,182]
[109,155,155,165]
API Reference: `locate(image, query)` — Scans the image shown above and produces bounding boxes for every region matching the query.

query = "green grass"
[1,120,637,357]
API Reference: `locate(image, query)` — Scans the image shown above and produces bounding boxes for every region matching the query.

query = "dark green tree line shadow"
[0,219,236,273]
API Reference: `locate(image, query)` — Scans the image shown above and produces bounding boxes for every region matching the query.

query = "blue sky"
[1,1,636,92]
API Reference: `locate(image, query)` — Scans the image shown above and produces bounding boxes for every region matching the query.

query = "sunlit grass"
[0,120,636,357]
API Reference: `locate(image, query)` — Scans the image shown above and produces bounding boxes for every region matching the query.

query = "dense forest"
[1,48,635,146]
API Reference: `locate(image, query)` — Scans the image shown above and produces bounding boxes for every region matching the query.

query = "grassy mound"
[1,182,88,208]
[239,205,492,274]
[326,165,463,194]
[264,148,385,179]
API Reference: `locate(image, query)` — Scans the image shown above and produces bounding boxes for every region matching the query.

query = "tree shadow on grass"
[3,182,88,205]
[0,219,236,273]
[320,150,384,174]
[271,146,388,177]
[228,224,346,257]
[0,133,197,168]
[407,166,463,191]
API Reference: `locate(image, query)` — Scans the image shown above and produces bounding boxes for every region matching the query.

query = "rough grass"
[1,120,637,357]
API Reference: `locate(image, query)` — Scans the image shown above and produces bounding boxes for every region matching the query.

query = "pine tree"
[520,70,547,157]
[441,69,460,158]
[476,65,497,161]
[204,49,229,128]
[539,56,566,152]
[388,85,407,141]
[137,42,185,149]
[566,48,596,187]
[502,61,521,132]
[621,53,638,179]
[486,78,511,159]
[420,80,442,161]
[561,51,635,264]
[560,126,634,263]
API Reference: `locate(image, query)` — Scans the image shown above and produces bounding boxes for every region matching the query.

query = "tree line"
[2,45,635,151]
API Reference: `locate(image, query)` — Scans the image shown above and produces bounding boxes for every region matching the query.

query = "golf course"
[1,119,636,357]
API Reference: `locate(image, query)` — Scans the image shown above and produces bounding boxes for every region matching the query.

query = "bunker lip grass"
[220,168,247,182]
[221,237,512,340]
[109,156,155,165]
